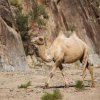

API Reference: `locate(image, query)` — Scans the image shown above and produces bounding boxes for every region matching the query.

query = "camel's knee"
[55,59,63,71]
[87,65,94,74]
[59,65,63,70]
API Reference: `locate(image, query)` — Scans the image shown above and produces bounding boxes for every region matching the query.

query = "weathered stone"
[0,0,28,71]
[14,0,100,66]
[26,55,37,68]
[22,0,33,15]
[0,0,16,28]
[0,17,28,71]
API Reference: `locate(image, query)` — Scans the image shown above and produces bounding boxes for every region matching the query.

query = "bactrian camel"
[31,31,95,88]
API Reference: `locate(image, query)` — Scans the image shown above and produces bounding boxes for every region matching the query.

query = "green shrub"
[16,14,28,32]
[75,80,84,90]
[9,0,19,7]
[30,4,49,26]
[16,5,23,15]
[41,89,62,100]
[36,18,46,26]
[18,81,31,89]
[96,0,100,7]
[16,13,28,41]
[68,24,75,32]
[31,4,49,20]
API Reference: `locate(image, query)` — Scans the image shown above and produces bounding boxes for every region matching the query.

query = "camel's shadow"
[35,85,67,89]
[35,84,90,89]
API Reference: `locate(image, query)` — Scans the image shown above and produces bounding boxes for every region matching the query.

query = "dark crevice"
[60,10,69,30]
[2,17,13,27]
[57,0,61,4]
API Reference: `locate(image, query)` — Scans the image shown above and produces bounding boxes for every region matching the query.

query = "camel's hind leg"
[82,47,95,87]
[87,63,95,87]
[82,65,87,82]
[81,59,87,85]
[82,61,95,87]
[81,48,89,83]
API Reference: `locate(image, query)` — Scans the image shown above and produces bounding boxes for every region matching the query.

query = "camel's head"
[30,36,45,45]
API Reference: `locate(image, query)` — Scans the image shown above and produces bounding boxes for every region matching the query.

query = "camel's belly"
[63,46,84,63]
[64,55,82,63]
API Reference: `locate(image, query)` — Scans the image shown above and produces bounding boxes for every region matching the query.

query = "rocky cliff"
[20,0,100,54]
[43,0,100,54]
[24,0,100,65]
[57,0,100,54]
[46,0,100,65]
[1,0,100,70]
[0,0,28,71]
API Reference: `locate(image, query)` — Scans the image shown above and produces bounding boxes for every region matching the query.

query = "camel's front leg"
[59,64,69,87]
[45,64,57,88]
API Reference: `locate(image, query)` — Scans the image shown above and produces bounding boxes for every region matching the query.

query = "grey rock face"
[0,0,28,71]
[45,0,100,55]
[0,0,16,28]
[0,17,28,71]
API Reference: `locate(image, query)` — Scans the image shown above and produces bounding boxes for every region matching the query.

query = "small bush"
[68,24,75,32]
[18,81,31,89]
[89,63,94,66]
[36,18,46,26]
[31,4,49,20]
[15,5,23,15]
[30,4,49,27]
[96,0,100,7]
[9,0,19,7]
[16,14,28,32]
[75,80,84,90]
[16,13,28,41]
[41,89,62,100]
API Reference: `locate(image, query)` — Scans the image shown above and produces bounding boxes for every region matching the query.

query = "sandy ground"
[0,65,100,100]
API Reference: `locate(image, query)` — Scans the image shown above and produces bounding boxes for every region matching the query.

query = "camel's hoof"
[64,84,69,88]
[90,80,96,88]
[43,83,49,89]
[91,85,95,88]
[91,83,95,88]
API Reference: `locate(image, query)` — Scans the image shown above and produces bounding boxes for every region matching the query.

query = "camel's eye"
[39,38,43,42]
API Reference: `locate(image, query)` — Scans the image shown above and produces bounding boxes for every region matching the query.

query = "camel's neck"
[38,44,52,62]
